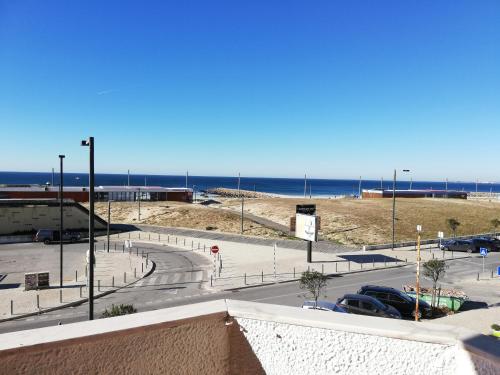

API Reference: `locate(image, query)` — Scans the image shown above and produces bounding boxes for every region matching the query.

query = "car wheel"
[411,310,422,319]
[43,239,50,245]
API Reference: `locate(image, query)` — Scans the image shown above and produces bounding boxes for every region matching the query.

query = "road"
[0,242,498,334]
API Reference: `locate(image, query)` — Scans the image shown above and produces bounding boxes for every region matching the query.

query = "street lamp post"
[107,200,112,253]
[193,185,197,202]
[81,137,95,320]
[415,225,422,321]
[392,169,410,251]
[59,155,65,289]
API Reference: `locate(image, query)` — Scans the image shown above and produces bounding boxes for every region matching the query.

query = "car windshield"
[396,291,413,302]
[368,298,388,310]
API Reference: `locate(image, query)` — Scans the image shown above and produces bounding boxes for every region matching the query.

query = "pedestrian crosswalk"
[134,270,206,288]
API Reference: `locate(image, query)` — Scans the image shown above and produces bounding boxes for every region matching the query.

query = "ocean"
[0,171,499,197]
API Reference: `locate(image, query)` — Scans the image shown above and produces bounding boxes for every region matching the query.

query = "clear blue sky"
[1,1,499,181]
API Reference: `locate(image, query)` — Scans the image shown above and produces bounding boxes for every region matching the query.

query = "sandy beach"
[86,188,500,247]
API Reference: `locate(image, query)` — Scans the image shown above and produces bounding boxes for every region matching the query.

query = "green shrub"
[101,304,137,318]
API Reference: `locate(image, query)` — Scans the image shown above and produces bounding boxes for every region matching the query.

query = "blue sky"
[1,1,499,181]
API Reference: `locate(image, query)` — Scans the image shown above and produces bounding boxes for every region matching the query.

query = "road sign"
[497,266,500,277]
[210,245,219,254]
[296,204,316,215]
[480,247,488,256]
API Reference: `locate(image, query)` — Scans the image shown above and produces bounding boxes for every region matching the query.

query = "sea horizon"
[1,171,499,197]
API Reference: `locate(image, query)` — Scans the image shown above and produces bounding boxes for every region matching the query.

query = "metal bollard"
[37,294,40,309]
[211,275,213,287]
[124,272,127,283]
[477,273,479,281]
[204,244,206,252]
[322,264,324,274]
[384,259,387,267]
[198,243,200,250]
[142,263,144,273]
[75,270,78,282]
[115,243,117,251]
[491,269,494,278]
[293,267,296,278]
[176,237,178,245]
[244,273,247,285]
[112,276,115,287]
[11,300,13,315]
[335,262,338,273]
[432,253,435,259]
[134,268,136,278]
[348,261,350,271]
[261,270,264,283]
[128,232,131,239]
[98,280,101,292]
[136,248,139,256]
[191,240,193,249]
[308,266,310,272]
[373,259,375,268]
[139,232,141,239]
[85,265,88,278]
[184,239,186,246]
[405,258,407,263]
[168,235,170,243]
[361,263,363,270]
[158,234,160,241]
[149,233,151,240]
[103,242,105,250]
[80,286,83,298]
[122,244,125,253]
[59,289,62,303]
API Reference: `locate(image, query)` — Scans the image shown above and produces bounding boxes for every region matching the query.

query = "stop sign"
[210,245,219,254]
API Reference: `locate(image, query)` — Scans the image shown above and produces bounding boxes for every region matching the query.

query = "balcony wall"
[0,300,498,375]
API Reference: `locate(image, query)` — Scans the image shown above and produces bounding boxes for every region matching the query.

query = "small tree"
[490,219,500,236]
[299,270,328,308]
[446,218,460,238]
[423,259,448,310]
[101,304,137,318]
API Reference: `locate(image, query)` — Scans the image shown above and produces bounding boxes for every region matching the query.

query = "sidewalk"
[111,230,474,291]
[0,246,152,320]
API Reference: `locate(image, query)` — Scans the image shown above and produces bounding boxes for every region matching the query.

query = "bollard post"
[103,242,105,251]
[373,259,375,268]
[142,263,144,273]
[124,272,127,283]
[261,270,264,283]
[149,233,151,240]
[405,258,407,263]
[384,259,387,267]
[491,269,494,278]
[85,265,88,278]
[98,280,101,292]
[244,273,247,285]
[112,276,114,287]
[136,248,139,256]
[191,240,193,249]
[139,232,141,240]
[452,250,454,259]
[176,237,178,245]
[168,235,170,243]
[134,268,136,278]
[211,275,213,287]
[477,273,479,281]
[10,300,13,315]
[308,266,310,272]
[204,244,206,252]
[198,243,200,250]
[80,286,83,298]
[75,270,78,282]
[128,232,130,239]
[115,243,117,251]
[335,262,338,273]
[59,289,62,303]
[348,261,350,271]
[158,234,160,241]
[184,239,186,246]
[293,267,296,278]
[442,251,445,259]
[122,244,124,253]
[432,253,435,259]
[361,263,363,270]
[322,264,324,274]
[37,294,40,309]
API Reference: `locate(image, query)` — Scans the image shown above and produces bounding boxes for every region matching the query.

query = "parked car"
[35,229,81,244]
[440,239,476,253]
[471,237,500,252]
[357,285,432,319]
[302,300,347,313]
[336,294,402,319]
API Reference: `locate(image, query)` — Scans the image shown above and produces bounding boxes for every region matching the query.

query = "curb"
[222,262,413,292]
[0,260,156,324]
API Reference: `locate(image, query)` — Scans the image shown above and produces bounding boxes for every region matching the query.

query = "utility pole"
[138,187,141,221]
[415,225,422,321]
[81,137,95,320]
[52,168,55,186]
[127,169,130,187]
[186,171,188,189]
[107,200,111,253]
[409,177,413,190]
[358,176,362,198]
[237,173,241,196]
[304,174,307,198]
[59,155,65,289]
[381,177,383,190]
[392,169,396,251]
[241,195,244,234]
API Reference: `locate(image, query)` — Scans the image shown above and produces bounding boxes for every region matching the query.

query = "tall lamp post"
[81,137,95,320]
[59,155,65,289]
[107,200,112,253]
[392,169,410,251]
[415,224,422,321]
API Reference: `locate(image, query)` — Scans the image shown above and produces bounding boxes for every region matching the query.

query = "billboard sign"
[295,213,317,242]
[296,204,316,216]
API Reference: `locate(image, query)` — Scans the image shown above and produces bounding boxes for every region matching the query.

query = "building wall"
[0,312,264,375]
[0,202,106,235]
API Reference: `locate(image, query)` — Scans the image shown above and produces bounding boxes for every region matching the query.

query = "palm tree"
[446,218,460,238]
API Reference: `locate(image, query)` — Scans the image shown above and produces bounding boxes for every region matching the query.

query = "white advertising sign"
[295,213,317,242]
[438,231,444,239]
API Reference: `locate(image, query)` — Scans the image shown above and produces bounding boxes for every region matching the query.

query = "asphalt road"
[0,243,498,335]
